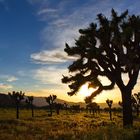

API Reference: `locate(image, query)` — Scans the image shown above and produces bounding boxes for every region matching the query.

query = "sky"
[0,0,140,103]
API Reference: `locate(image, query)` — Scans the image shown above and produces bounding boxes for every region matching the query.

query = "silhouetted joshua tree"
[26,96,34,117]
[62,9,140,127]
[64,102,68,113]
[70,105,80,113]
[88,102,99,115]
[118,101,123,107]
[106,99,113,120]
[45,95,56,116]
[85,97,99,115]
[54,103,62,115]
[132,92,140,117]
[8,91,24,119]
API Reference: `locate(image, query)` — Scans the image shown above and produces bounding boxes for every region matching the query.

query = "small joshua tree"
[106,99,113,120]
[45,95,57,116]
[85,98,99,115]
[54,103,62,115]
[26,96,34,117]
[64,102,68,114]
[9,91,24,119]
[132,92,140,117]
[118,101,123,107]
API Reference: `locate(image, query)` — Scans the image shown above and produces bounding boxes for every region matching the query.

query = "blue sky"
[0,0,140,102]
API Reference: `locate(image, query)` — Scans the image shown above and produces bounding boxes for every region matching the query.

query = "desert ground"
[0,108,139,140]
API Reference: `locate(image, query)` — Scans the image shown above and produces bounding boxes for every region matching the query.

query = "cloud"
[37,8,57,15]
[32,66,67,85]
[7,76,18,82]
[0,83,13,89]
[0,75,18,82]
[31,49,76,64]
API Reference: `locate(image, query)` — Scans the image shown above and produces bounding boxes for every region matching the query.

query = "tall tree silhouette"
[9,91,24,119]
[106,99,113,120]
[45,95,56,116]
[26,96,34,117]
[132,92,140,117]
[62,9,140,126]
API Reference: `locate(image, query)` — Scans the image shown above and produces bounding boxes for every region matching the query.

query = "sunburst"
[78,83,95,97]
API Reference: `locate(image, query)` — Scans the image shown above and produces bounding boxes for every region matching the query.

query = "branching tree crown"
[26,96,34,105]
[106,99,113,108]
[45,95,57,105]
[9,91,24,104]
[62,9,140,101]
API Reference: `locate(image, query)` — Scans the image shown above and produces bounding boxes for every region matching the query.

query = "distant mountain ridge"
[0,93,119,108]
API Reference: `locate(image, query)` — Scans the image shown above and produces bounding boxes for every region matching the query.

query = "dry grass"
[0,108,139,140]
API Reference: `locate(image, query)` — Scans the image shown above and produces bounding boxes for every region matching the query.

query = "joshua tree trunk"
[31,105,34,117]
[109,107,112,121]
[92,109,95,115]
[56,109,59,115]
[122,89,133,127]
[136,106,139,117]
[50,105,52,116]
[16,104,19,119]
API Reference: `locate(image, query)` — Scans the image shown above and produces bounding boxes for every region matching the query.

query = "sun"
[78,83,95,97]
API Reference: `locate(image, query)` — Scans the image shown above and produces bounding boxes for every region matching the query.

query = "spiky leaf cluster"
[132,92,140,108]
[45,95,57,105]
[106,99,113,108]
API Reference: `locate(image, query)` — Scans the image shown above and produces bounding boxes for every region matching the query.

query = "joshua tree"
[106,99,113,120]
[45,95,56,116]
[64,102,68,113]
[70,105,80,113]
[85,97,99,114]
[86,102,99,115]
[26,96,34,117]
[118,101,123,107]
[9,91,24,119]
[54,103,62,115]
[131,92,140,117]
[62,9,140,127]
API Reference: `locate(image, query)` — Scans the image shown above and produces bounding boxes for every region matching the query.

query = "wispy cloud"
[7,76,18,82]
[31,49,76,64]
[32,66,67,86]
[0,75,18,82]
[0,83,13,89]
[37,8,57,15]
